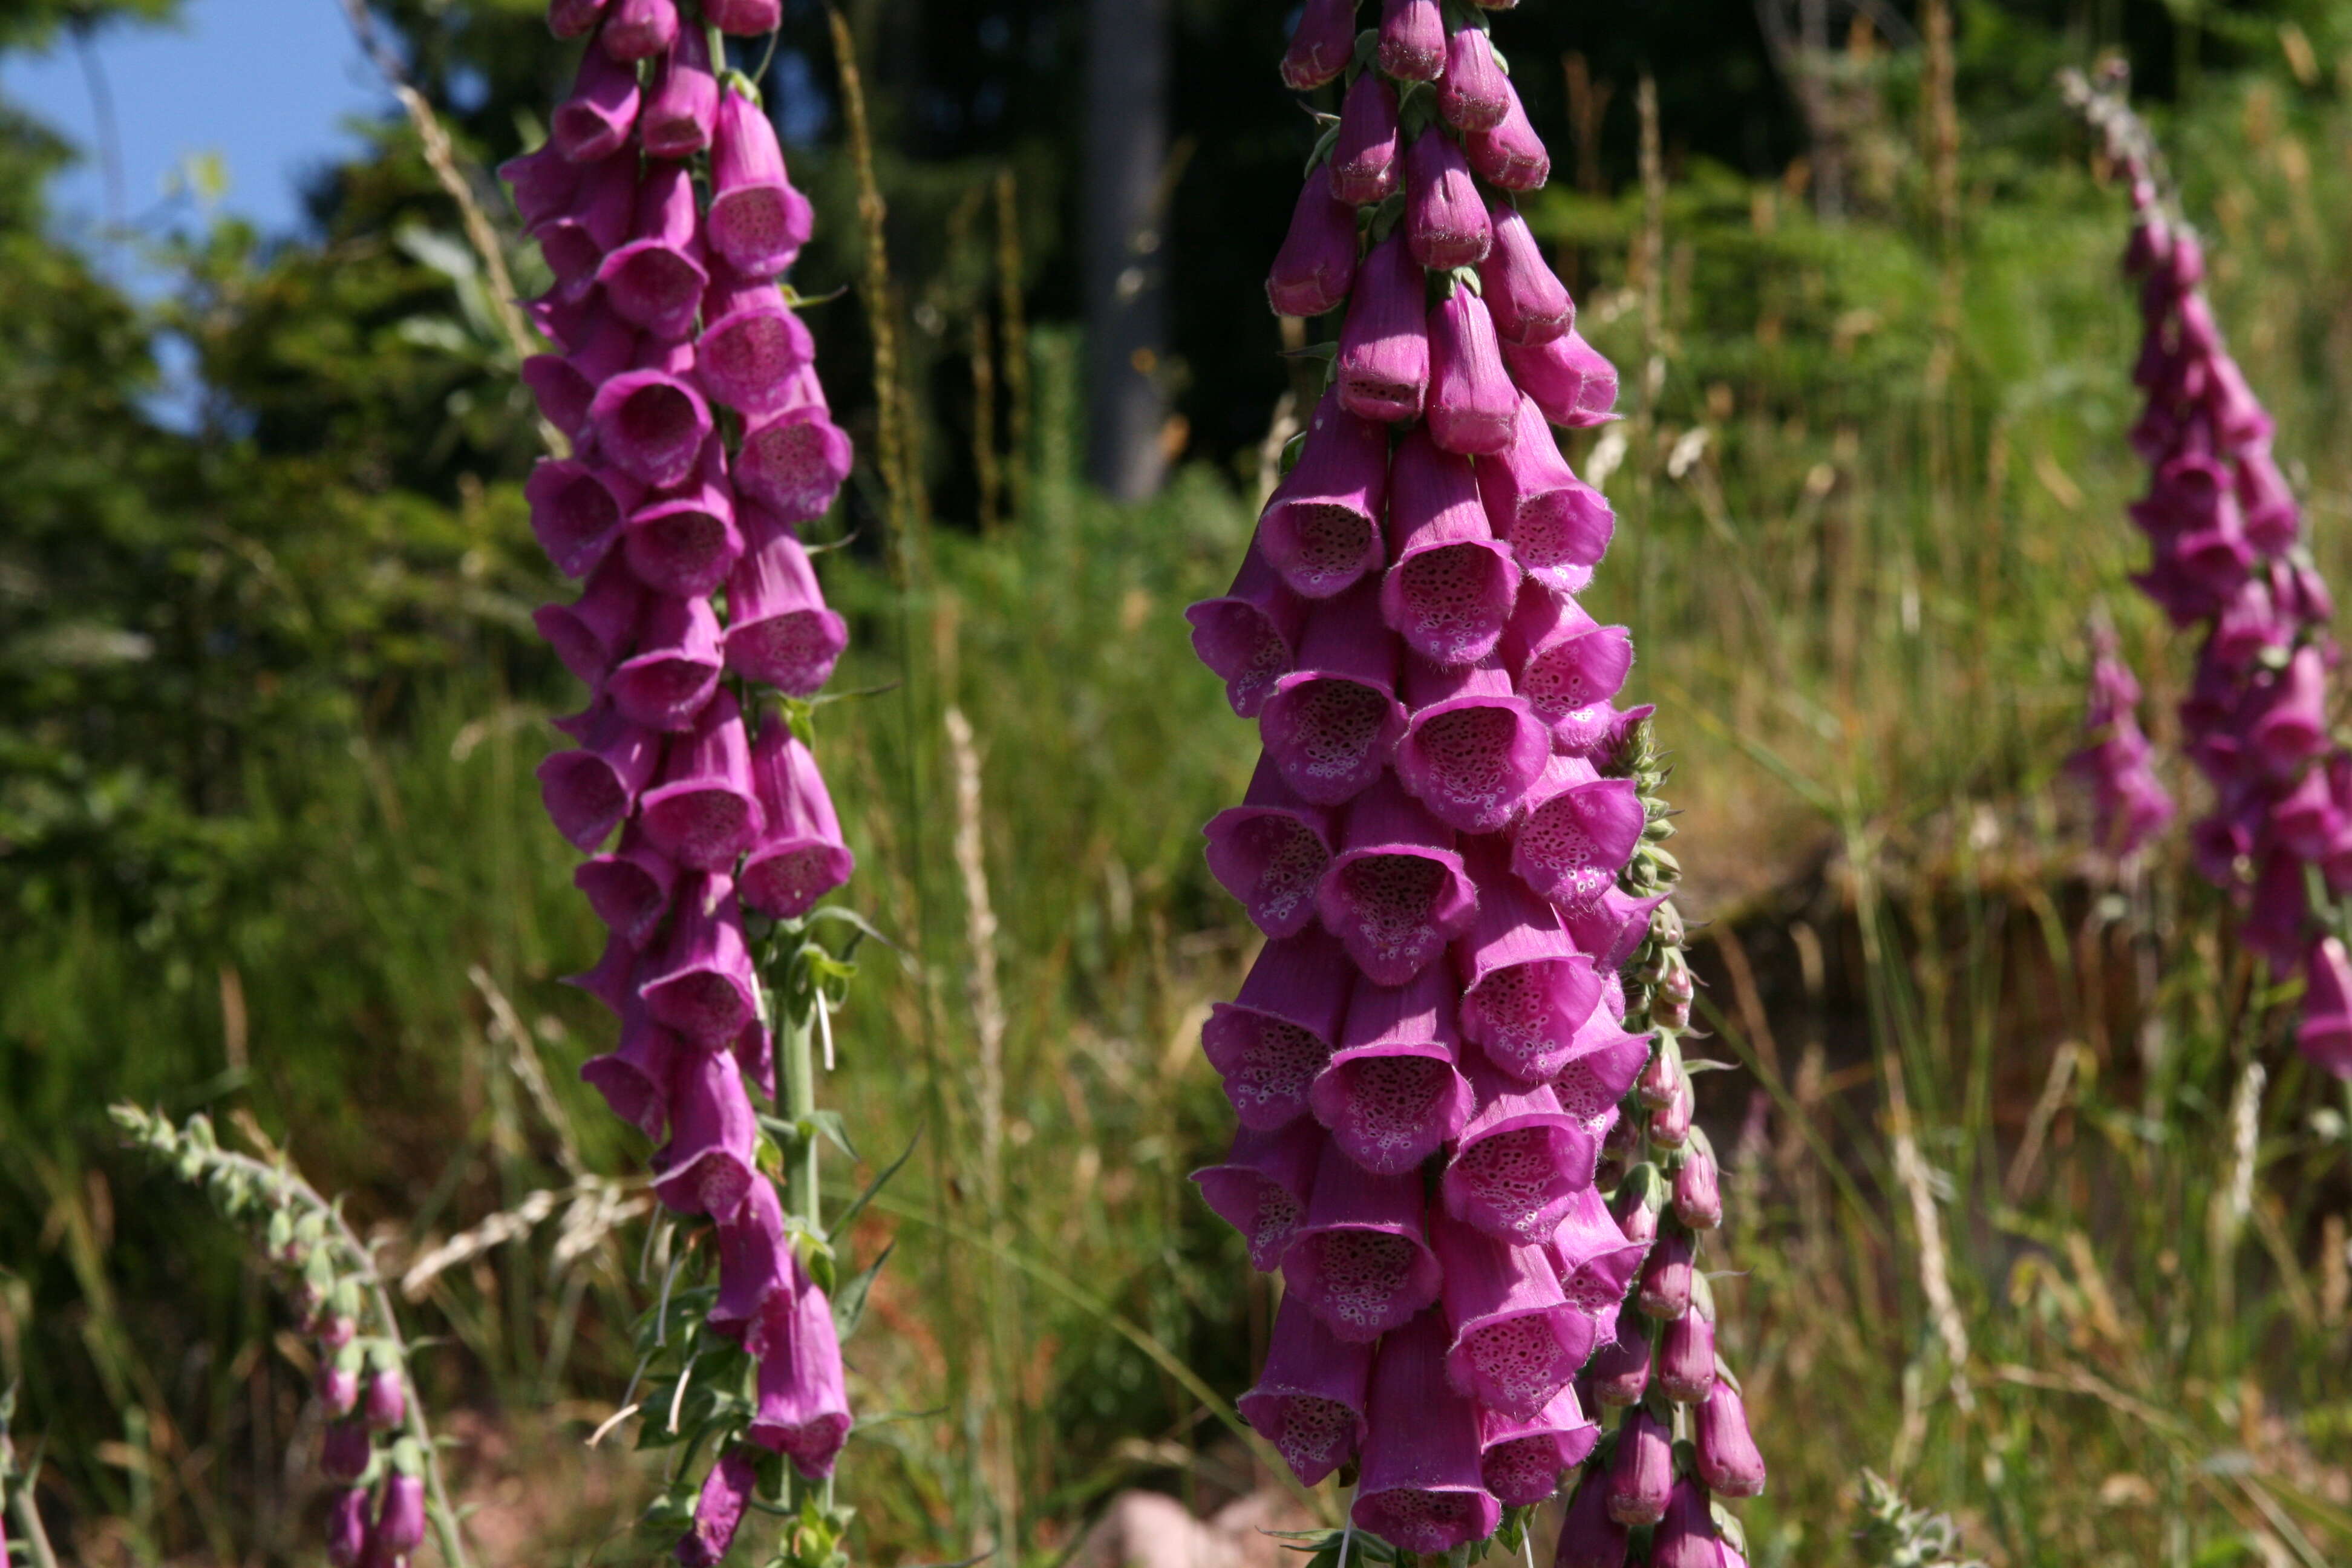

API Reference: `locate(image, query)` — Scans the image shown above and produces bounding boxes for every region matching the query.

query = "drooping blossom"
[2068,622,2174,859]
[1192,6,1768,1558]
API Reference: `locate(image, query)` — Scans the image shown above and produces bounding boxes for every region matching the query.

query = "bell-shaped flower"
[1443,1050,1598,1241]
[2250,645,2329,778]
[528,155,636,289]
[608,593,725,732]
[1204,756,1334,937]
[1434,1212,1595,1419]
[1604,1405,1673,1526]
[1260,581,1408,804]
[623,443,742,598]
[581,995,684,1139]
[697,265,817,416]
[708,1178,793,1353]
[1552,1186,1646,1324]
[1480,197,1573,345]
[750,1256,852,1478]
[1397,659,1549,831]
[1565,883,1671,973]
[1658,1289,1717,1403]
[528,458,644,581]
[500,141,584,228]
[1284,1140,1444,1341]
[1336,231,1430,423]
[1650,1478,1725,1568]
[1404,131,1492,270]
[576,825,682,950]
[1375,0,1446,82]
[552,43,642,162]
[641,874,762,1049]
[1427,288,1519,456]
[1454,855,1606,1081]
[1480,1385,1599,1507]
[1310,967,1474,1172]
[1439,28,1511,130]
[362,1366,406,1430]
[654,1042,760,1217]
[1480,398,1615,586]
[725,525,848,695]
[322,1419,373,1485]
[1329,73,1402,206]
[642,25,720,158]
[1694,1379,1767,1497]
[1351,1308,1501,1552]
[737,373,856,523]
[1636,1229,1693,1320]
[601,0,679,60]
[1192,1118,1325,1270]
[2236,446,2300,551]
[1281,0,1361,90]
[538,701,663,850]
[590,338,715,489]
[2299,936,2352,1077]
[1258,388,1391,598]
[1555,1468,1632,1568]
[1314,774,1477,982]
[376,1472,426,1555]
[1189,543,1307,718]
[325,1486,371,1567]
[1587,1303,1651,1406]
[740,724,857,918]
[523,306,636,439]
[677,1446,760,1567]
[705,0,782,32]
[1465,90,1550,189]
[597,160,709,341]
[1239,1293,1373,1486]
[710,90,815,276]
[1269,163,1361,318]
[1380,426,1520,664]
[1201,927,1351,1129]
[1506,330,1618,428]
[639,690,765,870]
[536,554,648,691]
[1673,1134,1723,1229]
[1515,755,1646,909]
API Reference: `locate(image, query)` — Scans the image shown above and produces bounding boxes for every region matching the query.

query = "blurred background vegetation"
[4,0,2352,1563]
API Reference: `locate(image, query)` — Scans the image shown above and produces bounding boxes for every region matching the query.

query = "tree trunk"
[1082,0,1170,500]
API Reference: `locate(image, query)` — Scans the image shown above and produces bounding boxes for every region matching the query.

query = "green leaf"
[830,1132,920,1243]
[829,1242,893,1341]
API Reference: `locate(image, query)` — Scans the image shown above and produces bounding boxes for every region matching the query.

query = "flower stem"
[785,1001,822,1229]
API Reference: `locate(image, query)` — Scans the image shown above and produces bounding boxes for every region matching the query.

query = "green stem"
[785,996,822,1229]
[9,1473,64,1568]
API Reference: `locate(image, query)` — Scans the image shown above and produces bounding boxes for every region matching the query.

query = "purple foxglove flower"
[313,1310,358,1352]
[601,0,680,61]
[1258,388,1392,598]
[1191,547,1308,720]
[1260,582,1408,804]
[326,1486,372,1566]
[375,1472,426,1554]
[538,702,662,850]
[642,875,761,1049]
[1379,425,1518,664]
[549,0,610,41]
[1648,1071,1694,1146]
[1658,1295,1717,1402]
[1503,593,1632,752]
[1480,1384,1598,1506]
[1444,1053,1598,1242]
[705,0,782,33]
[581,994,685,1138]
[1328,73,1402,207]
[1204,756,1333,936]
[2271,763,2340,861]
[1466,90,1550,190]
[1636,1230,1693,1320]
[1480,197,1573,345]
[741,724,856,918]
[710,90,815,277]
[2204,354,2274,449]
[1694,1380,1766,1496]
[638,690,765,870]
[1426,288,1519,456]
[321,1354,362,1417]
[698,265,817,416]
[1604,1405,1673,1526]
[2250,645,2328,778]
[677,1446,759,1567]
[1239,1292,1373,1486]
[552,43,642,162]
[1481,398,1615,585]
[750,1257,853,1478]
[736,381,856,524]
[1552,1189,1647,1324]
[1554,1467,1631,1568]
[1434,1214,1595,1419]
[1650,1478,1724,1568]
[567,929,644,1018]
[1309,965,1474,1172]
[597,161,710,340]
[1454,856,1606,1082]
[642,25,720,158]
[1375,0,1446,82]
[528,459,644,582]
[1281,0,1360,90]
[576,826,679,949]
[1673,1138,1723,1230]
[607,593,725,733]
[1192,1117,1325,1270]
[1313,773,1477,982]
[362,1368,405,1431]
[522,305,635,437]
[1439,28,1511,131]
[1587,1304,1650,1406]
[2236,446,2300,550]
[1201,928,1351,1129]
[1396,659,1549,831]
[709,1178,792,1353]
[523,277,594,347]
[500,142,584,229]
[1565,884,1671,974]
[725,529,848,696]
[626,445,743,599]
[323,1419,373,1485]
[1506,331,1619,429]
[655,1044,760,1218]
[1285,1138,1444,1340]
[1269,164,1361,318]
[2301,936,2352,1076]
[1352,1308,1502,1552]
[1514,756,1647,909]
[589,341,716,489]
[1336,230,1430,423]
[1403,130,1492,270]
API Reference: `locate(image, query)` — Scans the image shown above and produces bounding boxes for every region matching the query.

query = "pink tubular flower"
[1376,0,1447,82]
[1258,388,1393,597]
[1201,929,1353,1129]
[725,528,848,696]
[1192,1118,1325,1269]
[697,267,817,416]
[1204,756,1333,936]
[1555,1468,1632,1568]
[1310,966,1475,1172]
[1284,1142,1445,1339]
[1466,89,1550,189]
[1480,1385,1599,1506]
[1404,131,1493,271]
[1427,288,1520,457]
[1604,1405,1673,1525]
[678,1447,759,1567]
[750,1258,852,1477]
[1353,1310,1503,1550]
[1380,423,1520,664]
[601,0,679,62]
[1313,773,1477,982]
[553,45,642,163]
[1329,73,1403,207]
[642,25,719,158]
[1440,29,1511,131]
[740,725,855,917]
[1240,1293,1373,1485]
[325,1488,371,1567]
[1269,165,1361,318]
[705,0,780,31]
[1282,0,1362,90]
[1695,1380,1767,1497]
[1336,231,1431,423]
[1260,582,1409,804]
[709,90,814,277]
[375,1473,426,1555]
[1190,545,1308,720]
[1481,197,1575,345]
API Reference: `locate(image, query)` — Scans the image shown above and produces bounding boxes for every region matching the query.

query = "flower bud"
[1656,1295,1717,1402]
[321,1418,373,1484]
[362,1367,407,1431]
[1376,0,1446,81]
[1439,28,1511,131]
[1611,1168,1661,1251]
[1604,1406,1673,1526]
[376,1472,427,1555]
[601,0,681,63]
[1587,1310,1650,1407]
[1426,289,1517,456]
[326,1487,372,1567]
[1267,165,1359,318]
[705,0,782,33]
[1466,89,1549,190]
[319,1360,362,1419]
[1553,1468,1629,1568]
[1672,1138,1723,1230]
[1695,1379,1767,1497]
[1403,131,1491,270]
[1648,1073,1693,1146]
[1635,1042,1677,1109]
[1335,230,1429,423]
[1282,0,1361,91]
[2301,936,2352,1076]
[678,1446,760,1566]
[1328,73,1402,206]
[1479,197,1573,345]
[1649,1478,1723,1568]
[1636,1230,1692,1320]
